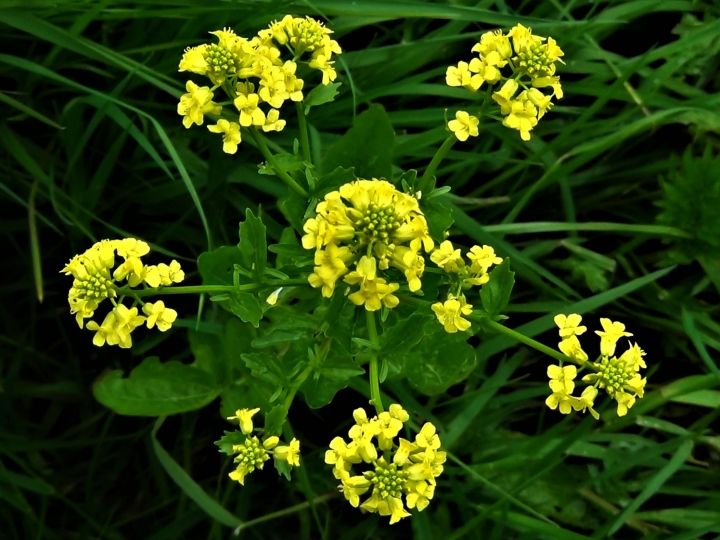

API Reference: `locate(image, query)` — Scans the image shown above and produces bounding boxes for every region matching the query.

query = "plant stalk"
[252,128,309,198]
[295,102,312,165]
[418,135,456,194]
[365,310,385,414]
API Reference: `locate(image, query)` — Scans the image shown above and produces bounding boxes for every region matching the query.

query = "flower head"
[177,80,221,129]
[554,313,587,338]
[448,110,480,142]
[326,405,443,524]
[431,295,472,333]
[207,120,241,154]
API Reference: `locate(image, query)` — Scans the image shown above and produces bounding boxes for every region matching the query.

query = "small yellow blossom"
[554,313,587,338]
[595,318,633,356]
[227,407,260,434]
[558,335,588,363]
[430,240,464,273]
[445,61,482,91]
[266,287,282,306]
[177,80,221,129]
[234,93,266,127]
[207,119,242,154]
[448,110,480,142]
[229,436,269,485]
[492,79,518,115]
[309,54,336,84]
[502,91,538,141]
[572,386,600,420]
[157,260,184,286]
[273,438,301,467]
[142,301,178,332]
[547,364,576,394]
[178,44,209,76]
[467,245,503,274]
[615,391,636,417]
[86,311,118,347]
[545,391,574,414]
[431,294,472,333]
[262,109,286,132]
[111,304,146,349]
[344,256,400,311]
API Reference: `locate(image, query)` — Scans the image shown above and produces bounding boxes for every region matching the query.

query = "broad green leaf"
[189,318,254,382]
[301,348,364,408]
[258,153,304,176]
[264,405,288,437]
[405,330,476,395]
[304,82,342,114]
[211,291,263,328]
[271,227,304,268]
[423,197,454,243]
[198,246,243,286]
[310,166,356,199]
[278,190,306,233]
[214,430,246,455]
[93,357,220,416]
[238,209,267,280]
[321,103,394,180]
[378,309,433,357]
[480,259,515,320]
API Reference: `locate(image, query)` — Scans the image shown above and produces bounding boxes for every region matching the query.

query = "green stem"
[480,318,575,365]
[295,102,312,165]
[365,310,385,414]
[252,128,309,199]
[115,279,309,299]
[283,363,314,412]
[233,493,336,535]
[418,135,456,194]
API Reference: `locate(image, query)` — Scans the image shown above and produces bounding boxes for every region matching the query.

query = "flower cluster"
[220,408,301,485]
[446,24,564,141]
[325,405,445,524]
[301,179,434,311]
[546,314,647,418]
[430,241,504,333]
[62,239,183,348]
[178,16,341,153]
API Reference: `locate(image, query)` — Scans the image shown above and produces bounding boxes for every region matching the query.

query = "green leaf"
[214,430,246,455]
[93,357,220,416]
[423,197,454,243]
[273,458,292,481]
[480,259,515,320]
[238,209,267,280]
[198,246,244,286]
[212,291,263,328]
[303,82,341,114]
[301,348,364,408]
[258,153,304,176]
[321,103,394,180]
[405,330,476,395]
[278,190,307,233]
[379,309,433,357]
[270,228,304,268]
[310,166,356,199]
[264,405,287,437]
[189,318,253,382]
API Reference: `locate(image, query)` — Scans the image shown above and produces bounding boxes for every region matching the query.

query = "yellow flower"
[431,294,472,333]
[448,110,479,142]
[619,342,646,371]
[142,301,178,332]
[467,244,503,274]
[545,391,574,414]
[177,80,221,129]
[572,386,600,420]
[387,245,425,292]
[532,76,563,99]
[63,251,116,328]
[309,53,337,85]
[430,240,464,273]
[445,61,482,91]
[526,87,553,119]
[262,109,286,132]
[472,30,512,61]
[558,335,588,363]
[207,119,241,154]
[492,79,518,115]
[280,60,304,101]
[178,44,209,76]
[111,304,146,349]
[554,313,587,338]
[615,391,636,417]
[273,438,301,467]
[339,474,371,507]
[547,364,577,394]
[345,256,400,311]
[468,56,502,86]
[227,407,260,434]
[307,243,353,297]
[393,439,417,466]
[502,91,538,141]
[157,260,184,285]
[86,311,118,347]
[234,93,266,127]
[228,436,269,485]
[510,24,564,79]
[266,287,282,306]
[595,318,633,356]
[258,66,288,108]
[406,480,435,511]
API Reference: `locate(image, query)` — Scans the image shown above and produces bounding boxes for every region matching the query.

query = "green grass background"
[1,0,720,538]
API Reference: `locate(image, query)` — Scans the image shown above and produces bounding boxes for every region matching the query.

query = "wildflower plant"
[62,15,653,528]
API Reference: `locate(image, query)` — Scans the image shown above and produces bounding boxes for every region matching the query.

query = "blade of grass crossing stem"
[28,181,43,303]
[477,266,675,361]
[443,352,524,448]
[681,308,720,385]
[448,453,555,526]
[482,508,592,540]
[0,54,213,250]
[0,90,63,129]
[151,418,242,528]
[605,439,694,536]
